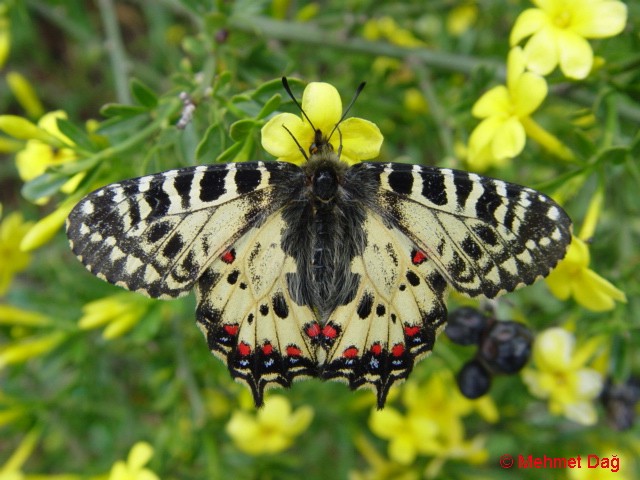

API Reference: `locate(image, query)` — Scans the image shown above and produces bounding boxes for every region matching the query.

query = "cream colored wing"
[195,211,318,406]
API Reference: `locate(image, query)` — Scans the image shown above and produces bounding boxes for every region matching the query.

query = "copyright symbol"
[500,454,514,468]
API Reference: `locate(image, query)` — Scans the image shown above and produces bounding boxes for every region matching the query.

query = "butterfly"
[66,78,572,408]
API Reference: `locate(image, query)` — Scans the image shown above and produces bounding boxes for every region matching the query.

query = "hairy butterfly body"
[67,81,571,407]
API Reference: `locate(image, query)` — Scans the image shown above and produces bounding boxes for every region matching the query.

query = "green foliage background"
[1,0,639,479]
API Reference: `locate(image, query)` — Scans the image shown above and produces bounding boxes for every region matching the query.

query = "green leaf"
[51,155,102,175]
[56,118,97,152]
[594,146,629,166]
[252,78,287,101]
[229,119,258,141]
[21,172,72,202]
[216,137,256,164]
[230,93,251,104]
[100,103,148,118]
[130,78,158,109]
[256,93,282,120]
[196,122,226,161]
[212,71,232,97]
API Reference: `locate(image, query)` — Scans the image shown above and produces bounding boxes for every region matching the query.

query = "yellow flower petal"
[523,27,559,75]
[557,29,594,79]
[259,395,292,426]
[301,82,342,132]
[562,400,598,426]
[369,408,404,439]
[572,268,626,312]
[574,369,604,399]
[545,267,572,299]
[471,86,511,118]
[512,72,547,116]
[287,405,314,436]
[128,442,154,470]
[533,327,574,372]
[510,8,547,45]
[572,1,627,38]
[389,435,417,465]
[506,47,526,91]
[338,117,383,164]
[490,116,526,159]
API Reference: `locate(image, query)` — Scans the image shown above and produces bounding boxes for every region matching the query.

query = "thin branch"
[97,0,131,104]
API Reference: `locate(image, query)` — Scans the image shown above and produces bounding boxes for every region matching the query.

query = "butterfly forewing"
[67,162,298,299]
[360,163,572,298]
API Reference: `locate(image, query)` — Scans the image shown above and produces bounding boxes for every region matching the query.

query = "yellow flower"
[510,0,628,79]
[261,82,383,165]
[79,293,153,340]
[369,372,495,467]
[545,236,626,311]
[369,404,439,465]
[107,442,159,480]
[522,327,604,425]
[468,47,547,171]
[15,111,78,184]
[226,395,313,455]
[0,211,33,295]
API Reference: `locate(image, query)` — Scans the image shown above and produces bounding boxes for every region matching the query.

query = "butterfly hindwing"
[195,211,318,405]
[320,211,447,407]
[356,162,572,298]
[67,162,300,299]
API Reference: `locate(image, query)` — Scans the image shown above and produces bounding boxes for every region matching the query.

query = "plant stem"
[227,15,499,77]
[97,0,131,104]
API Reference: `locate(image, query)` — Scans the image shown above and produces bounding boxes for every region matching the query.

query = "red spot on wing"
[391,343,405,357]
[224,324,239,336]
[370,343,383,355]
[262,342,273,355]
[404,325,421,337]
[305,322,321,338]
[321,323,338,339]
[237,341,251,356]
[411,249,428,265]
[342,346,359,359]
[286,345,302,357]
[221,248,236,264]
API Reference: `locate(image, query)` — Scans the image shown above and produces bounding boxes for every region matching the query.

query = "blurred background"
[0,1,638,479]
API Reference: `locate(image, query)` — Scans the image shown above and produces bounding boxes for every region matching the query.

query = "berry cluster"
[445,307,533,399]
[601,376,640,430]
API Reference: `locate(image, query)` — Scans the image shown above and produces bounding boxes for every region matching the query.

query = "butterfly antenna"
[282,77,317,131]
[328,81,366,142]
[282,124,309,161]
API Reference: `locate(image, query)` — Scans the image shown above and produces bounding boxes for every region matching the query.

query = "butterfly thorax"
[279,148,366,321]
